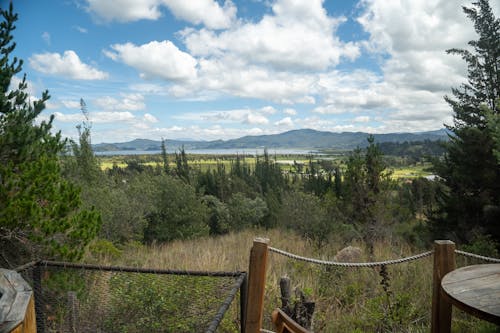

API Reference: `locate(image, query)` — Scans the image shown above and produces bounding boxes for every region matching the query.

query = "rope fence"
[268,246,434,267]
[455,250,500,263]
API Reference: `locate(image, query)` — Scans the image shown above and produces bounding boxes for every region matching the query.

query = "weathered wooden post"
[431,240,456,333]
[244,238,269,333]
[0,268,37,333]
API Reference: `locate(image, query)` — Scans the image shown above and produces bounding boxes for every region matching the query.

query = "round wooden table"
[441,264,500,325]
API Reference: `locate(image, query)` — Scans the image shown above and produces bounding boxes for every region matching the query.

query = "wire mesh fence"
[15,261,246,333]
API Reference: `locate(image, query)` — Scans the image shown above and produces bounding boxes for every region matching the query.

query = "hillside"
[93,128,448,152]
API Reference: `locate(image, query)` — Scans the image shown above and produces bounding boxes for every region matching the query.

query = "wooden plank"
[244,238,269,333]
[10,295,36,333]
[272,308,311,333]
[431,240,455,333]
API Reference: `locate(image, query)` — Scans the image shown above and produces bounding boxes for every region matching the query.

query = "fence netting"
[16,261,246,333]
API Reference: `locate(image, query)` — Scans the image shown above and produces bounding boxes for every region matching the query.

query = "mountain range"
[93,129,449,152]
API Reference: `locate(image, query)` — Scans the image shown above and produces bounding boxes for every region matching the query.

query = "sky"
[8,0,500,143]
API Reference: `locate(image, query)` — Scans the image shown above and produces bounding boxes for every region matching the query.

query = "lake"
[95,148,324,156]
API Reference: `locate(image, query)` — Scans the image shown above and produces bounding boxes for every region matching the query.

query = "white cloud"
[85,0,162,22]
[163,0,236,29]
[54,111,135,123]
[354,116,370,123]
[61,100,81,109]
[244,113,269,125]
[105,41,197,81]
[41,32,51,45]
[283,108,297,116]
[275,117,293,127]
[75,26,88,33]
[29,50,108,80]
[143,113,158,123]
[85,0,235,28]
[175,107,273,126]
[182,0,359,71]
[260,106,277,115]
[94,93,146,112]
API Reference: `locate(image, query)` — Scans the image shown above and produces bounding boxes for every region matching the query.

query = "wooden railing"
[0,269,36,333]
[244,238,497,333]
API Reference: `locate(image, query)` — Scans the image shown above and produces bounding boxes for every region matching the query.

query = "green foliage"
[203,195,231,235]
[0,4,100,264]
[485,99,500,163]
[227,192,268,229]
[144,175,209,243]
[278,191,332,248]
[342,136,394,253]
[433,0,500,245]
[461,233,499,257]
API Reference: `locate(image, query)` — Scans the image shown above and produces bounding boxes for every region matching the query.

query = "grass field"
[97,153,433,182]
[86,229,495,332]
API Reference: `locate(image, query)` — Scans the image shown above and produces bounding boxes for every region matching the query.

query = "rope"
[268,247,434,267]
[260,329,276,333]
[455,250,500,263]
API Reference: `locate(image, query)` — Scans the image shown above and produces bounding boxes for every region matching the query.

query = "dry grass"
[86,230,497,332]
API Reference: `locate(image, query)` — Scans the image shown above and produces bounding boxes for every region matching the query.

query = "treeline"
[62,128,443,255]
[378,140,447,160]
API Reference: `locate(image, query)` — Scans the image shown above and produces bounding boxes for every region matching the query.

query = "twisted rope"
[260,329,276,333]
[268,247,433,267]
[455,250,500,263]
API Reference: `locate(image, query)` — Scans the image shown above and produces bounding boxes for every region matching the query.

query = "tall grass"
[86,230,498,332]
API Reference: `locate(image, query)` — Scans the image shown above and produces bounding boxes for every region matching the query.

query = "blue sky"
[9,0,499,143]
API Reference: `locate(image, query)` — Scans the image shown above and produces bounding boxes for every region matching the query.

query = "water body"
[95,148,324,156]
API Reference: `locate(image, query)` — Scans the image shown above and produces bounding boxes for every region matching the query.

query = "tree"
[143,176,209,243]
[64,98,101,183]
[343,136,393,254]
[160,138,170,174]
[432,0,500,243]
[0,4,100,265]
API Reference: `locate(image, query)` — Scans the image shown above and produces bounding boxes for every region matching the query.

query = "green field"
[97,153,432,181]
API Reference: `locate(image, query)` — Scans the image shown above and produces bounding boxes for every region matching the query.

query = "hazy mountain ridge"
[93,129,448,152]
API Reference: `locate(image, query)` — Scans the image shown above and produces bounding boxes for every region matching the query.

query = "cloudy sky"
[11,0,499,143]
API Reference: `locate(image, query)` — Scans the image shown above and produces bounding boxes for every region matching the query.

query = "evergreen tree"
[343,136,393,254]
[432,0,500,243]
[160,138,170,174]
[0,4,100,265]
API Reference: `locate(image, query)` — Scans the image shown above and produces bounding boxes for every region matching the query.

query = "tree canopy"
[0,3,100,266]
[433,0,500,244]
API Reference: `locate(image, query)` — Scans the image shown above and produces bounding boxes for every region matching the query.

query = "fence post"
[244,238,269,333]
[431,240,456,333]
[240,273,248,333]
[33,264,45,333]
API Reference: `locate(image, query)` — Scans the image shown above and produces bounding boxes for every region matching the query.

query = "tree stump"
[279,276,315,330]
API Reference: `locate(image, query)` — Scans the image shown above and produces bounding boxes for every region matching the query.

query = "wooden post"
[431,240,456,333]
[244,238,269,333]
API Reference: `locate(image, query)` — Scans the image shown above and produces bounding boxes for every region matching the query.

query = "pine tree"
[0,3,100,266]
[432,0,500,243]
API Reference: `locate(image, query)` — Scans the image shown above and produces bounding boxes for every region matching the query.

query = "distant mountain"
[93,129,449,152]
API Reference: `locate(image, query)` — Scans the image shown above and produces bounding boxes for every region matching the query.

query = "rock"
[333,246,362,263]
